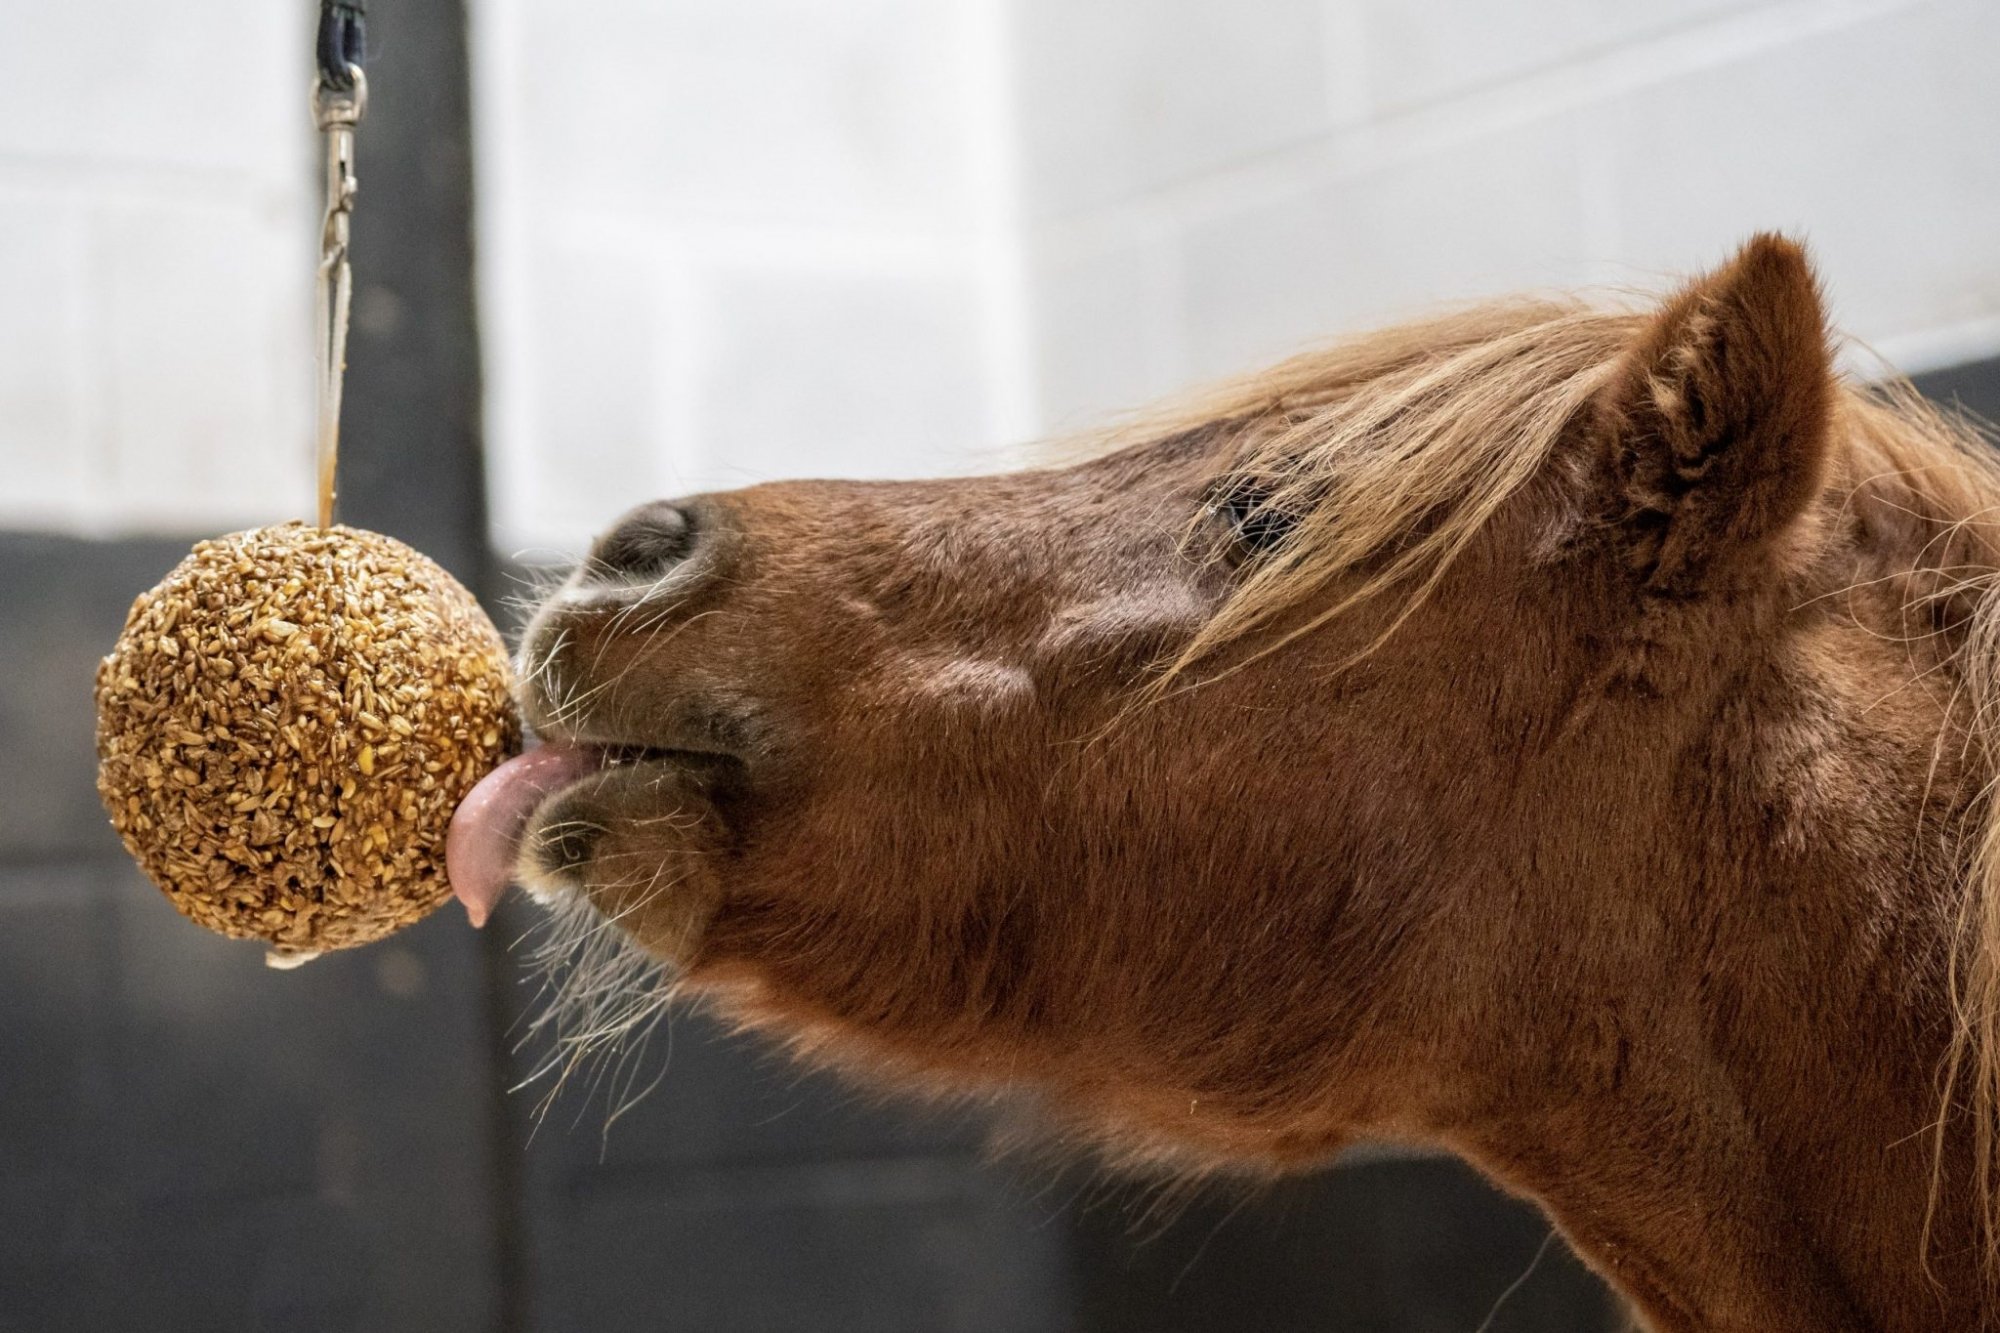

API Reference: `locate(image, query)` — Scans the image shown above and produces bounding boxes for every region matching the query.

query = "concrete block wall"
[477,0,2000,555]
[0,1,315,535]
[5,0,1996,552]
[1021,0,2000,429]
[472,0,1025,556]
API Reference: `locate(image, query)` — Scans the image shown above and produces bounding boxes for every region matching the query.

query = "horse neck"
[1541,513,2000,1329]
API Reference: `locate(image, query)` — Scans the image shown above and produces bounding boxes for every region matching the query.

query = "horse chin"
[514,754,733,964]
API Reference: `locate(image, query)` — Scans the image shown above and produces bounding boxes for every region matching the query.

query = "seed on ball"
[94,523,521,963]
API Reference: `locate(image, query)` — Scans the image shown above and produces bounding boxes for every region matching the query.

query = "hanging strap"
[311,29,366,528]
[317,2,367,91]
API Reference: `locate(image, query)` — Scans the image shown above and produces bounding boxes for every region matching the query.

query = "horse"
[447,234,2000,1331]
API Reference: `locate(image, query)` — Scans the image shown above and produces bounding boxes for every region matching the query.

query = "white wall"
[478,0,2000,556]
[0,1,314,536]
[472,0,1032,558]
[4,1,1995,546]
[1019,0,2000,429]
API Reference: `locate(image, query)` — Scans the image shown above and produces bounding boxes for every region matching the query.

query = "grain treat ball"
[95,523,520,963]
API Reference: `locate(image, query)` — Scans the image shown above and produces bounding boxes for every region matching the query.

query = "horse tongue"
[445,743,602,927]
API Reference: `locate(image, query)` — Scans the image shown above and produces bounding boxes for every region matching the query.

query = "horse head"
[457,235,2000,1331]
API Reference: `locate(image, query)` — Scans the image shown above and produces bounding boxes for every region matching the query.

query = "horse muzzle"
[448,495,761,941]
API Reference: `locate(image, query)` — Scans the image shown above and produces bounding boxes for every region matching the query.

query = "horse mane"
[1151,298,1637,669]
[1089,293,2000,1270]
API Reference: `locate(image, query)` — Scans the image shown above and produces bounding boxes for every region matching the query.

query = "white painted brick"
[495,234,679,554]
[0,0,302,183]
[1027,228,1181,430]
[1603,0,2000,356]
[96,198,311,529]
[1353,0,1755,115]
[20,0,1981,548]
[691,265,993,489]
[512,0,973,229]
[0,190,91,528]
[1012,0,1330,219]
[1176,116,1591,379]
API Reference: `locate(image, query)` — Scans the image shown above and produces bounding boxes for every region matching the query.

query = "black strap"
[317,1,366,89]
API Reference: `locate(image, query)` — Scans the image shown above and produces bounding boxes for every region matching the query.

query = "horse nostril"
[590,501,695,580]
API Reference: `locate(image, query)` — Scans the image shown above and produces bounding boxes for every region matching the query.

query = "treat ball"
[94,523,520,959]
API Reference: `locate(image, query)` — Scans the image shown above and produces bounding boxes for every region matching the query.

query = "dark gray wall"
[0,536,504,1332]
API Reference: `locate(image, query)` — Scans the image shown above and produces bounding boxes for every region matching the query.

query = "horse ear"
[1596,233,1834,594]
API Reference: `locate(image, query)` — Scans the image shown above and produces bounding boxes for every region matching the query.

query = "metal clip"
[312,62,368,134]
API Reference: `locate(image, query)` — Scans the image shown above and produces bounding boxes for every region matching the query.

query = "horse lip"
[529,724,741,768]
[517,726,744,814]
[527,691,759,760]
[512,745,740,898]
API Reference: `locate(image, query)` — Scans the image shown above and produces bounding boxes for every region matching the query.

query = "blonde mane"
[1096,296,2000,1268]
[1156,300,1636,669]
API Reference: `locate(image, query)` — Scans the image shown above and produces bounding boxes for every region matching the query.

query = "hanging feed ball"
[94,523,520,962]
[89,11,513,963]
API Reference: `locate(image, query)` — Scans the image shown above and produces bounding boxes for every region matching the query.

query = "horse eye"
[1208,477,1298,554]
